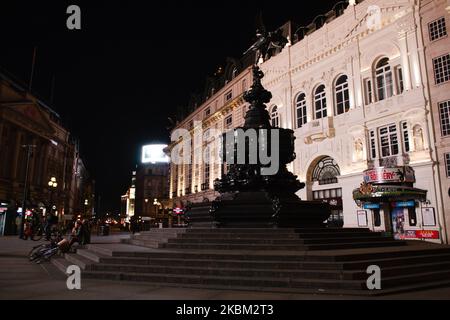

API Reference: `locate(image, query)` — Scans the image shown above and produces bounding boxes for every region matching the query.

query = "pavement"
[1,233,450,300]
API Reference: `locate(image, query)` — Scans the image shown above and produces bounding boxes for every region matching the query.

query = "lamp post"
[19,144,36,239]
[153,198,158,217]
[84,199,89,218]
[48,177,57,216]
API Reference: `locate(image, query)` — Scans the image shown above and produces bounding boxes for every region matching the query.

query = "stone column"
[398,30,412,91]
[406,28,422,88]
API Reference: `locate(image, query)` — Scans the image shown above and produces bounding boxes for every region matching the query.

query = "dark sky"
[0,0,342,214]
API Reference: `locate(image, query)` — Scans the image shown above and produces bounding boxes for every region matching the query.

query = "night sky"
[0,0,342,214]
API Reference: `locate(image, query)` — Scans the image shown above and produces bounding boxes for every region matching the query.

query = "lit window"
[364,78,373,105]
[296,93,307,128]
[429,17,447,41]
[445,153,450,177]
[314,85,327,119]
[375,58,393,101]
[396,66,404,94]
[225,90,233,102]
[378,124,399,158]
[334,75,350,115]
[433,53,450,85]
[401,121,410,153]
[270,106,279,127]
[232,67,238,79]
[369,130,377,159]
[439,100,450,136]
[224,115,233,128]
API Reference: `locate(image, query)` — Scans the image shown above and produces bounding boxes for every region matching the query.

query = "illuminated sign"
[174,207,184,215]
[363,203,380,209]
[391,201,415,208]
[141,144,169,164]
[363,166,415,184]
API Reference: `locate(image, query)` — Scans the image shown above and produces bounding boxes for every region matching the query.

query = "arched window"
[375,58,393,101]
[312,156,340,185]
[314,85,327,119]
[296,93,307,128]
[270,106,279,127]
[335,75,350,115]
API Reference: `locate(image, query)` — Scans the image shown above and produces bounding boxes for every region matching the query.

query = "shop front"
[353,166,441,243]
[0,202,8,236]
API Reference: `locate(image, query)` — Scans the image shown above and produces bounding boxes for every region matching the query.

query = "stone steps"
[87,260,450,281]
[167,236,392,245]
[160,240,404,251]
[179,232,383,239]
[49,228,450,295]
[78,267,450,291]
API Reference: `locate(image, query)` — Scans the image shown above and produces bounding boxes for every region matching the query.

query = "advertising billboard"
[141,144,170,164]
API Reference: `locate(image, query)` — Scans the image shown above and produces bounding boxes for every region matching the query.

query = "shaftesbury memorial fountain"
[209,65,331,228]
[185,29,330,228]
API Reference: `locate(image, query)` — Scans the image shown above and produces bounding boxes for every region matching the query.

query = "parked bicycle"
[29,224,66,242]
[28,234,71,264]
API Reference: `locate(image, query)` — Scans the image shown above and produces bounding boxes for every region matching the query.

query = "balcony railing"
[303,117,335,144]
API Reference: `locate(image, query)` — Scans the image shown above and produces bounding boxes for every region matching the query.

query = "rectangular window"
[439,100,450,136]
[446,153,450,177]
[396,66,404,94]
[379,124,399,158]
[401,121,410,153]
[314,89,327,119]
[433,53,450,85]
[429,17,447,41]
[365,79,373,105]
[225,90,233,102]
[225,115,233,128]
[205,107,211,117]
[296,101,307,128]
[370,130,377,159]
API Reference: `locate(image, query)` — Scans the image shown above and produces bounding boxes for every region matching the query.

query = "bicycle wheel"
[29,244,48,262]
[36,247,58,264]
[31,225,44,241]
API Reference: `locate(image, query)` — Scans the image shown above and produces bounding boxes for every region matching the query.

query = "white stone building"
[260,0,448,243]
[168,0,450,243]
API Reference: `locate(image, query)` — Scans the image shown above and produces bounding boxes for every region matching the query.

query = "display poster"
[357,210,368,227]
[422,207,436,227]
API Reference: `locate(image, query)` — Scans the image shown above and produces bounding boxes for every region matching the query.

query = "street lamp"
[84,199,89,218]
[153,198,158,217]
[48,177,57,216]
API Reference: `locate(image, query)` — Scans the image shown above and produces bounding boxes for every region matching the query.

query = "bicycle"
[31,224,65,242]
[28,232,70,264]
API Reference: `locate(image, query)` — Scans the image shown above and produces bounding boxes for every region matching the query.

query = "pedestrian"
[82,219,91,244]
[15,214,21,236]
[69,220,83,248]
[130,215,138,235]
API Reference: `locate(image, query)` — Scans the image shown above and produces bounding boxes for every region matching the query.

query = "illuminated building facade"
[168,0,450,243]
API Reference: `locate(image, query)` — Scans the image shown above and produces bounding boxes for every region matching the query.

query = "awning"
[353,185,427,203]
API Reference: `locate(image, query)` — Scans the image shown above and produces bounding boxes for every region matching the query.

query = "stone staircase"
[51,228,450,296]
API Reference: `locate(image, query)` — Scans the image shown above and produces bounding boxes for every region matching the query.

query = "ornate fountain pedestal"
[186,66,330,228]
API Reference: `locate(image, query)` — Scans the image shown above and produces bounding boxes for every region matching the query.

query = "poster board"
[357,210,368,227]
[421,207,436,227]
